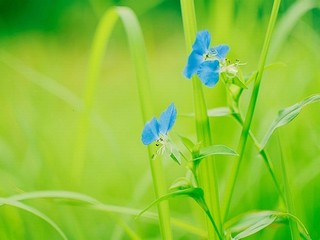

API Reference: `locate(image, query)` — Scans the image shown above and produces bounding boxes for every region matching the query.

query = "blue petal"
[183,51,203,79]
[141,117,160,145]
[192,30,211,53]
[211,44,229,59]
[159,103,177,135]
[197,60,220,87]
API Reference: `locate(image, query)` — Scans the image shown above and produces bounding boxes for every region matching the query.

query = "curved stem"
[72,7,172,239]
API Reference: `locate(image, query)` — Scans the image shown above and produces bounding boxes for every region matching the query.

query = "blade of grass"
[0,51,119,157]
[225,210,311,240]
[69,6,172,238]
[260,94,320,150]
[277,134,299,239]
[269,0,320,60]
[112,215,141,240]
[0,198,68,240]
[3,192,139,239]
[0,51,81,109]
[180,0,222,239]
[116,7,172,239]
[3,190,205,238]
[222,0,282,221]
[71,7,118,185]
[231,111,286,203]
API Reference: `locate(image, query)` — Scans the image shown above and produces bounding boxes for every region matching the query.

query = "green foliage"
[138,187,223,240]
[0,197,68,240]
[193,145,238,161]
[0,0,319,239]
[261,94,320,149]
[225,211,311,240]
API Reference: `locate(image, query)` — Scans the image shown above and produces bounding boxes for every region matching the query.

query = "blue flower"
[141,103,177,145]
[183,30,230,87]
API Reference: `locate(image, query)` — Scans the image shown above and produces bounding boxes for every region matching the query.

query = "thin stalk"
[117,8,173,239]
[231,111,286,203]
[72,7,172,239]
[278,135,299,239]
[222,0,282,221]
[180,0,222,239]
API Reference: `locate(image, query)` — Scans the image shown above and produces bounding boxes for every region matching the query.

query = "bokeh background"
[0,0,320,239]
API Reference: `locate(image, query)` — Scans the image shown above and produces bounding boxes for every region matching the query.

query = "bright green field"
[0,0,320,239]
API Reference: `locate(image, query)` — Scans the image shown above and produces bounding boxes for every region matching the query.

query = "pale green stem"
[71,7,172,239]
[278,135,299,239]
[222,0,282,221]
[180,0,222,239]
[231,110,286,203]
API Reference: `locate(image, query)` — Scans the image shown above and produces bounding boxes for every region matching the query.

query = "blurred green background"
[0,0,320,239]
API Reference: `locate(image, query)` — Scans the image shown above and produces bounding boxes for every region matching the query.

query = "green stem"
[72,7,172,239]
[222,0,282,221]
[231,111,286,204]
[117,8,173,239]
[180,0,222,239]
[277,135,299,239]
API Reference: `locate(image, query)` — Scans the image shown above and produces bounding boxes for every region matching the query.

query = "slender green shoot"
[71,7,118,186]
[231,111,286,203]
[2,190,205,238]
[277,135,300,239]
[71,6,172,239]
[180,0,222,238]
[0,198,68,240]
[222,0,282,221]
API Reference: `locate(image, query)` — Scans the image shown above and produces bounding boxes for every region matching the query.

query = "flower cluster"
[142,30,238,146]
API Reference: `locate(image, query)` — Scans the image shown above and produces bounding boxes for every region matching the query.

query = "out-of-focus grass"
[0,0,319,239]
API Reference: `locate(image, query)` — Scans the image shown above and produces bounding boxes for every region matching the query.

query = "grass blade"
[261,94,320,150]
[277,134,299,239]
[180,0,222,237]
[193,145,238,161]
[225,211,311,240]
[233,215,277,240]
[71,6,172,238]
[0,51,81,109]
[222,0,282,221]
[72,7,118,184]
[2,190,204,238]
[269,0,320,59]
[0,198,68,240]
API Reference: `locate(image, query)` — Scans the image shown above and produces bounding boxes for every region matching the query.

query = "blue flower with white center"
[141,103,177,146]
[183,30,230,87]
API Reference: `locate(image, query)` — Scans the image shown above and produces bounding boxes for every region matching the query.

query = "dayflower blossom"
[141,103,177,146]
[183,30,230,87]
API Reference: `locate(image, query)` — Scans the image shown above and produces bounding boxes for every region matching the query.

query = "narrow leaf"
[261,94,320,149]
[225,210,311,240]
[193,145,238,161]
[225,75,248,89]
[236,63,285,101]
[137,188,203,218]
[0,198,68,240]
[170,152,181,165]
[137,187,223,240]
[177,134,195,152]
[273,212,312,240]
[233,215,277,239]
[169,177,193,191]
[207,107,233,117]
[180,107,233,118]
[0,191,205,238]
[225,211,275,233]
